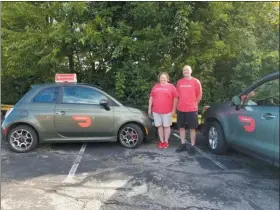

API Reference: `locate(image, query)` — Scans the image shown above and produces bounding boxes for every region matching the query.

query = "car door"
[54,85,114,138]
[29,86,60,139]
[231,78,279,161]
[274,115,279,166]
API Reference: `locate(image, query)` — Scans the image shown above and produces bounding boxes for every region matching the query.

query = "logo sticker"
[72,116,92,128]
[180,85,192,88]
[238,116,256,132]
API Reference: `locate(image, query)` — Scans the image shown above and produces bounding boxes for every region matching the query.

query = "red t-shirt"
[150,83,178,114]
[176,77,202,112]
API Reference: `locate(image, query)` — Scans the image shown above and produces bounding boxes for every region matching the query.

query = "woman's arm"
[148,96,153,116]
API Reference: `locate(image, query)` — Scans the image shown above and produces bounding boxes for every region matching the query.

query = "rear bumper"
[1,120,9,141]
[1,127,7,141]
[197,122,207,136]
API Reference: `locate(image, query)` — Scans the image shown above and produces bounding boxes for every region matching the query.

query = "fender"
[3,119,40,141]
[115,120,146,136]
[205,113,231,143]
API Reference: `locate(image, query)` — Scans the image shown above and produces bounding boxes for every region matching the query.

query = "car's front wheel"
[207,121,228,154]
[118,123,144,149]
[8,125,38,153]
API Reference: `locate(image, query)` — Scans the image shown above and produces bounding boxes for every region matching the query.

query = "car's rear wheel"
[118,123,144,149]
[8,125,38,153]
[207,121,227,154]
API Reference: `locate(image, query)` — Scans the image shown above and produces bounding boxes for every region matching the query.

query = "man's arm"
[197,80,202,103]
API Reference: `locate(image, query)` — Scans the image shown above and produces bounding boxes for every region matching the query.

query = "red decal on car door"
[72,116,92,128]
[238,116,256,132]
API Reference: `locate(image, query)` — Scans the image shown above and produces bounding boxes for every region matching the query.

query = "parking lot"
[1,131,279,210]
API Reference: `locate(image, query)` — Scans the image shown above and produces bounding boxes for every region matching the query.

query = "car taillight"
[3,127,9,135]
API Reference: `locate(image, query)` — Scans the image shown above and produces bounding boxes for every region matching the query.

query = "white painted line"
[63,143,87,183]
[172,133,228,170]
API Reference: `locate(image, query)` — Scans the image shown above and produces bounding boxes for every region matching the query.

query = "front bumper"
[144,117,157,140]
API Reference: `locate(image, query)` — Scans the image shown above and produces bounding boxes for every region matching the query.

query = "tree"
[1,2,279,109]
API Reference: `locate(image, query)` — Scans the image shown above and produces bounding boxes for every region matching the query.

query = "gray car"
[200,71,279,166]
[2,83,156,153]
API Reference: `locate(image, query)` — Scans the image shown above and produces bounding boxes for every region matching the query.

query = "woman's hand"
[148,109,152,117]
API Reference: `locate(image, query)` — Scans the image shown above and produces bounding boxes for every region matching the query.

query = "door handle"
[261,113,276,120]
[56,111,65,115]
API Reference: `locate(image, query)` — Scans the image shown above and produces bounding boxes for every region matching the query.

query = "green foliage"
[1,2,279,110]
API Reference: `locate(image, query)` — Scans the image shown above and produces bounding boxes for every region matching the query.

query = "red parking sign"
[55,74,77,83]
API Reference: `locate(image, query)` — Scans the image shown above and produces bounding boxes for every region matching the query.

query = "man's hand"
[171,109,176,116]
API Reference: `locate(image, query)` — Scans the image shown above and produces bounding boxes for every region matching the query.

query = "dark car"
[201,71,279,167]
[2,81,155,153]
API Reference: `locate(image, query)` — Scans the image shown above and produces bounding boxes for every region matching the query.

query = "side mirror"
[232,96,241,106]
[232,95,242,110]
[99,99,110,111]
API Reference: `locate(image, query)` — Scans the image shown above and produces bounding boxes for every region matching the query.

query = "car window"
[63,86,107,105]
[244,79,279,106]
[32,87,59,103]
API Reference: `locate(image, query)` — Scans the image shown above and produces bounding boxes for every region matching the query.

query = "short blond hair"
[158,72,170,81]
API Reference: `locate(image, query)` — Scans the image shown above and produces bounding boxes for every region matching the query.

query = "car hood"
[124,104,148,114]
[210,101,231,107]
[202,101,232,116]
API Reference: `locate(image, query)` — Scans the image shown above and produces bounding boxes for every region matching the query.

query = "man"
[175,65,202,155]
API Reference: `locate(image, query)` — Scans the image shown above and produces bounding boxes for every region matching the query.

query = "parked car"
[200,71,279,167]
[2,75,155,153]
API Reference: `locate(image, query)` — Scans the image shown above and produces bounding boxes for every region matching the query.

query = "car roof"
[31,83,103,90]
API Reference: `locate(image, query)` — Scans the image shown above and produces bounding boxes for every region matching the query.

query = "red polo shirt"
[150,83,178,114]
[176,77,202,112]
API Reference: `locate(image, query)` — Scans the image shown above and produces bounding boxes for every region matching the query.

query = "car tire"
[207,121,227,154]
[8,125,38,153]
[118,123,144,149]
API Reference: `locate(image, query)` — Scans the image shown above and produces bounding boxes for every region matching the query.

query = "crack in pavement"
[102,199,220,210]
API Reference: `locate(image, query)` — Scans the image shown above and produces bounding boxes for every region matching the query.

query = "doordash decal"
[238,116,256,132]
[72,116,92,128]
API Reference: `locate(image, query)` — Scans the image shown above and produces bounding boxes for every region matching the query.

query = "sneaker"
[163,142,169,149]
[188,145,196,156]
[157,141,164,149]
[175,143,187,152]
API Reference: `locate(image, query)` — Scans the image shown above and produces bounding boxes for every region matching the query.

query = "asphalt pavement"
[1,131,279,210]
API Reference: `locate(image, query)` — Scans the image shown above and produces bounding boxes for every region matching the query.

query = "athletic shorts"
[177,111,198,129]
[153,112,172,127]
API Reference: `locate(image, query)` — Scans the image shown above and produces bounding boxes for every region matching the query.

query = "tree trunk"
[68,53,74,72]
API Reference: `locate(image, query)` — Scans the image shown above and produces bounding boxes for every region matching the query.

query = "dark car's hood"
[202,101,232,116]
[210,101,231,107]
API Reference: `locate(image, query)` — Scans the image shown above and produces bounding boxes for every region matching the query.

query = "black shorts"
[177,111,198,129]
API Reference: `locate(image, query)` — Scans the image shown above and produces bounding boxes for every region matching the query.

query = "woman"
[148,72,178,149]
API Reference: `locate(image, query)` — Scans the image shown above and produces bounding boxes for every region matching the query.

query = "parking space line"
[172,133,228,170]
[63,143,87,183]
